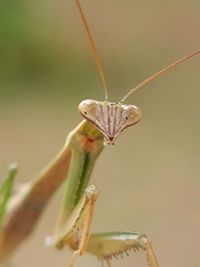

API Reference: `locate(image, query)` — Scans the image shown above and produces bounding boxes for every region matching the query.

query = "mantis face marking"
[79,99,141,144]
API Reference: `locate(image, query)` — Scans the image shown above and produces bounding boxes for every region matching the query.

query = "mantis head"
[79,99,141,144]
[76,0,200,144]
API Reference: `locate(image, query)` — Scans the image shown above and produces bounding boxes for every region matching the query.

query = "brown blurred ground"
[0,1,200,267]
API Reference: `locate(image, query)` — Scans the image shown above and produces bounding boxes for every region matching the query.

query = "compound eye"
[124,105,141,126]
[78,99,99,122]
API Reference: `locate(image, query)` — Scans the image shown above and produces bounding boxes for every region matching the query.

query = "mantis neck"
[55,120,104,231]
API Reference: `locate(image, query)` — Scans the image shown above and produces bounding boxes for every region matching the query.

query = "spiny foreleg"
[86,231,159,267]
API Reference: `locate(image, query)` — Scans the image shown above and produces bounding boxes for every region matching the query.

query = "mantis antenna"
[121,49,200,102]
[75,0,108,100]
[77,2,200,144]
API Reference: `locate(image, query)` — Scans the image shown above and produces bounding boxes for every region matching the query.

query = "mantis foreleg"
[52,191,159,267]
[87,232,159,267]
[45,119,159,267]
[0,118,159,267]
[0,120,104,261]
[48,185,99,267]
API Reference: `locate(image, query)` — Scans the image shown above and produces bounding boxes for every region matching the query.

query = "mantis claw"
[86,231,159,267]
[51,185,99,266]
[146,241,160,267]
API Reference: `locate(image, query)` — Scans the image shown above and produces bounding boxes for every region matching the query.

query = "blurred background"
[0,0,200,266]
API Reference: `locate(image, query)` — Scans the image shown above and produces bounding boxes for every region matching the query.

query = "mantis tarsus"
[0,1,199,267]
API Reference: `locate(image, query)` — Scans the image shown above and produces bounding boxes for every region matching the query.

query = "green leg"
[51,185,159,267]
[0,163,18,231]
[0,120,104,260]
[48,184,99,267]
[87,232,159,267]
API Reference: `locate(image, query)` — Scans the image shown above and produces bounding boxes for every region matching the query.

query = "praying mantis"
[0,1,200,267]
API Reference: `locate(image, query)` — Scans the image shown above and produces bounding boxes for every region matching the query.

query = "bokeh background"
[0,0,200,266]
